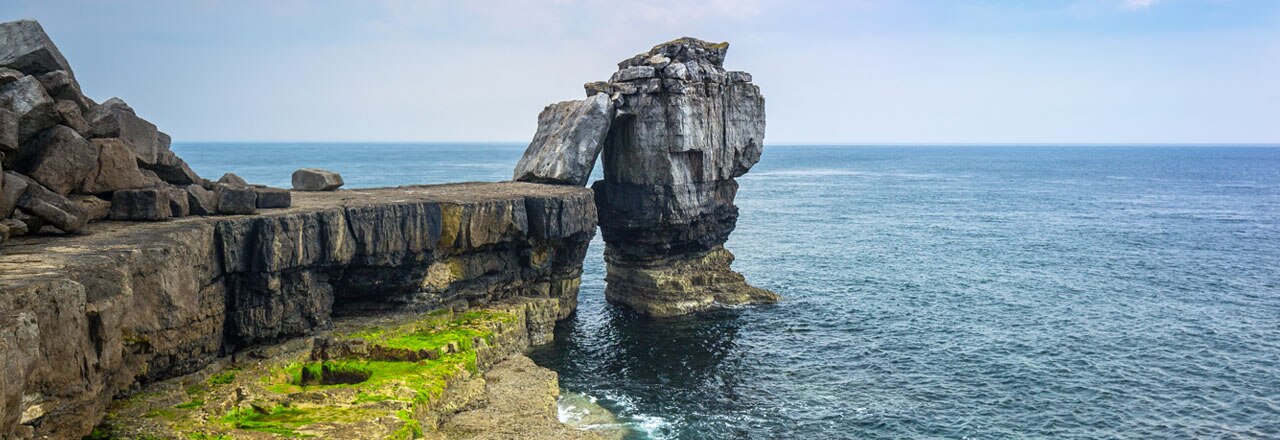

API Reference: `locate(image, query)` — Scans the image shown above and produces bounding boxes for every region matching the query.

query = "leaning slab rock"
[512,37,778,317]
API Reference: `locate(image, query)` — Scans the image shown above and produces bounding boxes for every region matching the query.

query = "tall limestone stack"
[515,38,779,316]
[0,19,290,245]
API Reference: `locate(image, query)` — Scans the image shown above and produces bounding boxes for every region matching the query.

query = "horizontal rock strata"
[0,182,596,439]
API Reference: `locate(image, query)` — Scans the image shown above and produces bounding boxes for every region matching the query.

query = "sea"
[173,143,1280,439]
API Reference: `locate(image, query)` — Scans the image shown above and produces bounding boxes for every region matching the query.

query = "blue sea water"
[174,143,1280,439]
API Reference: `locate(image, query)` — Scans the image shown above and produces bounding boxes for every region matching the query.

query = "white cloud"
[1121,0,1158,10]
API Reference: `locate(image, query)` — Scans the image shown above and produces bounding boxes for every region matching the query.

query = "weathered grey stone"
[292,168,343,191]
[12,208,44,233]
[68,194,110,221]
[17,125,97,195]
[145,149,201,185]
[513,94,614,187]
[164,186,189,217]
[81,138,149,194]
[35,70,81,103]
[0,68,20,85]
[0,170,27,217]
[215,184,257,215]
[216,172,247,187]
[12,172,87,232]
[0,107,16,158]
[89,97,163,165]
[610,65,656,82]
[53,99,88,134]
[108,188,168,221]
[185,184,215,215]
[255,187,291,209]
[0,75,57,142]
[0,20,72,75]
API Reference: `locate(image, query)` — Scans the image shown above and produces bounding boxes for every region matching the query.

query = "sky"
[2,0,1278,144]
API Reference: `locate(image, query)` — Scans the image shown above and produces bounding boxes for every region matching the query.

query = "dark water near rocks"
[175,143,1280,439]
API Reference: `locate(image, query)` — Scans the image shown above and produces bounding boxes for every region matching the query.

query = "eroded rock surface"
[0,182,596,439]
[513,37,776,316]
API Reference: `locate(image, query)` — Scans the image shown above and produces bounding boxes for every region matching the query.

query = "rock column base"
[604,247,779,317]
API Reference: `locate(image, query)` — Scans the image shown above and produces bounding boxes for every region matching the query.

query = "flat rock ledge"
[0,182,597,440]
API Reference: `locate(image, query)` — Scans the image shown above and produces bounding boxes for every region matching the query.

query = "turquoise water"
[174,143,1280,439]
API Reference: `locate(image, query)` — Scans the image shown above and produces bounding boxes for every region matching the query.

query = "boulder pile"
[513,37,778,316]
[0,19,290,245]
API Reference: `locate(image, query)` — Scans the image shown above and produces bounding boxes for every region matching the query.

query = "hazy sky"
[3,0,1278,143]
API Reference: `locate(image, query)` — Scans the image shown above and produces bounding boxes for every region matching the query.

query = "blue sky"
[2,0,1278,143]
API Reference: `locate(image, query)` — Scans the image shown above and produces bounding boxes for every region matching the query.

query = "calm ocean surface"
[174,143,1280,439]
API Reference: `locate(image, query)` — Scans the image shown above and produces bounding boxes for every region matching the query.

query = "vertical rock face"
[513,37,777,316]
[593,38,777,316]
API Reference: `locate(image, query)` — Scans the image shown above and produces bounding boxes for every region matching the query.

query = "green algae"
[207,371,236,386]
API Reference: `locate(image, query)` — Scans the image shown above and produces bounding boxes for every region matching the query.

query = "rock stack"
[514,38,778,316]
[0,19,290,245]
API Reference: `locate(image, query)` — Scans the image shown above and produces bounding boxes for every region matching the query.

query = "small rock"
[0,20,73,75]
[1,218,26,236]
[35,70,81,102]
[186,184,216,215]
[255,187,291,209]
[145,149,201,185]
[610,65,656,82]
[13,209,45,233]
[215,184,257,215]
[109,188,168,221]
[217,172,248,187]
[69,194,110,221]
[0,75,57,141]
[291,168,343,191]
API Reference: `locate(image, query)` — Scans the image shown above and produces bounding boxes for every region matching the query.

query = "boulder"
[35,70,81,103]
[17,125,97,195]
[255,187,291,209]
[0,107,16,159]
[69,194,110,221]
[81,138,149,194]
[216,172,248,187]
[53,99,89,134]
[214,185,256,215]
[512,93,614,187]
[0,170,28,217]
[11,172,87,232]
[89,97,163,165]
[108,188,168,221]
[0,75,57,142]
[292,168,343,191]
[163,186,189,217]
[12,209,44,233]
[0,20,73,76]
[145,149,201,185]
[185,184,215,215]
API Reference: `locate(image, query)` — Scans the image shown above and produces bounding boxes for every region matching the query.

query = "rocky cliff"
[514,38,778,316]
[0,183,596,439]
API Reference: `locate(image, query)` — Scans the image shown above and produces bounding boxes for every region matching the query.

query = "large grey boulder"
[217,172,248,187]
[69,194,110,221]
[146,149,201,185]
[185,184,215,215]
[11,172,87,232]
[89,97,163,165]
[16,125,97,195]
[512,93,614,186]
[108,188,168,221]
[291,168,343,191]
[0,20,72,76]
[0,75,57,142]
[81,138,149,194]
